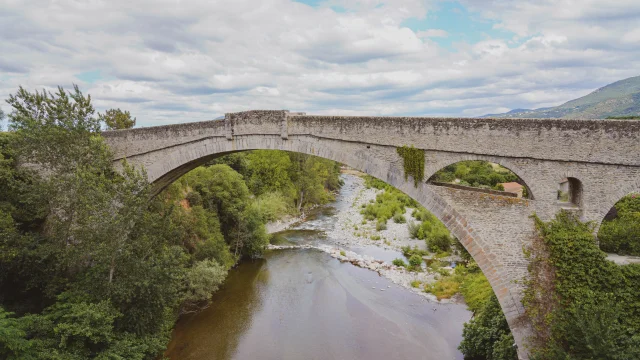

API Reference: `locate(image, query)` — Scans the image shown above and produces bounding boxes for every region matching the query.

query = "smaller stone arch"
[594,182,640,233]
[595,189,640,258]
[556,177,583,207]
[424,155,535,200]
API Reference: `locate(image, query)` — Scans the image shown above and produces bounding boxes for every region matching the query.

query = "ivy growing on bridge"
[396,145,425,187]
[523,211,640,359]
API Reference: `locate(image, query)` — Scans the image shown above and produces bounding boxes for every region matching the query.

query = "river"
[165,174,472,360]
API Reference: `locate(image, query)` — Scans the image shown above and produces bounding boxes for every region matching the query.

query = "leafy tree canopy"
[100,108,136,130]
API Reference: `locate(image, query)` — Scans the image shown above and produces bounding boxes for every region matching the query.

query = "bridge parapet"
[104,110,640,166]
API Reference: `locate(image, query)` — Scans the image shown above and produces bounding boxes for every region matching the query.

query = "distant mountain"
[482,76,640,119]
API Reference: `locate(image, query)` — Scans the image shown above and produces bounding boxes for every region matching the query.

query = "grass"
[340,250,346,257]
[411,280,422,288]
[401,245,429,258]
[425,278,461,300]
[424,262,491,306]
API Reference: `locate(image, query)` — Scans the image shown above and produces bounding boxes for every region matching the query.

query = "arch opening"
[597,192,640,262]
[427,160,534,199]
[154,149,525,359]
[557,177,582,207]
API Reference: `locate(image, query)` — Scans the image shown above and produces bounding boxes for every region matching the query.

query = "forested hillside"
[0,86,341,359]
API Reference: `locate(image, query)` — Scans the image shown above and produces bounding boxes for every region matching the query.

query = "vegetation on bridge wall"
[524,212,640,359]
[397,145,425,187]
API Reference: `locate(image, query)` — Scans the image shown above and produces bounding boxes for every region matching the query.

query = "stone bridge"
[103,110,640,359]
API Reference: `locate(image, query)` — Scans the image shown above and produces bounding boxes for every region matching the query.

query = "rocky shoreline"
[265,215,304,234]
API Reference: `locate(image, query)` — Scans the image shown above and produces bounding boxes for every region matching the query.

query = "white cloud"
[0,0,639,124]
[416,29,449,38]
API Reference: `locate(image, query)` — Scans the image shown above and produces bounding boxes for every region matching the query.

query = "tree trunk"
[298,190,304,212]
[109,256,115,283]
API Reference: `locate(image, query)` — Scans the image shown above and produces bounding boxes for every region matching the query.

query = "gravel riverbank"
[266,215,304,234]
[326,175,427,251]
[266,173,463,303]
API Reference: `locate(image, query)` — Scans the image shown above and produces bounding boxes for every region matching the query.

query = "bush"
[392,258,406,267]
[408,221,420,238]
[393,213,406,223]
[409,254,423,267]
[598,213,640,255]
[376,221,387,231]
[401,245,429,258]
[426,228,451,253]
[360,186,417,223]
[340,250,346,256]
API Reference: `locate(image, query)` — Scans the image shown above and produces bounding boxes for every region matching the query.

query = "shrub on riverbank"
[361,188,417,224]
[392,258,407,267]
[409,254,423,267]
[408,209,452,253]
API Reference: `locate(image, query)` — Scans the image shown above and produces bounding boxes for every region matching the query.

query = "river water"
[165,175,471,360]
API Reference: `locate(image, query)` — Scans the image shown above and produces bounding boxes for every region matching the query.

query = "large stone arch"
[112,133,532,359]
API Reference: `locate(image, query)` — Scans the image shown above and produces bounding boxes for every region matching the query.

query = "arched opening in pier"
[557,177,583,207]
[597,192,640,261]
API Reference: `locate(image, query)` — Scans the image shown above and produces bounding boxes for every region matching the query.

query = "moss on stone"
[397,145,425,187]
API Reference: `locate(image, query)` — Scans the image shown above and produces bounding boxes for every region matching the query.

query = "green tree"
[99,108,136,130]
[458,295,518,360]
[181,259,227,313]
[182,165,268,258]
[1,85,198,359]
[0,307,31,359]
[245,150,294,196]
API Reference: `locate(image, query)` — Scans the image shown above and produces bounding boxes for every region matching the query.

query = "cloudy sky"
[1,0,639,126]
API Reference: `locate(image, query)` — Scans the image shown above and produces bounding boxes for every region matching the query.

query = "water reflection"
[166,250,470,360]
[165,258,268,359]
